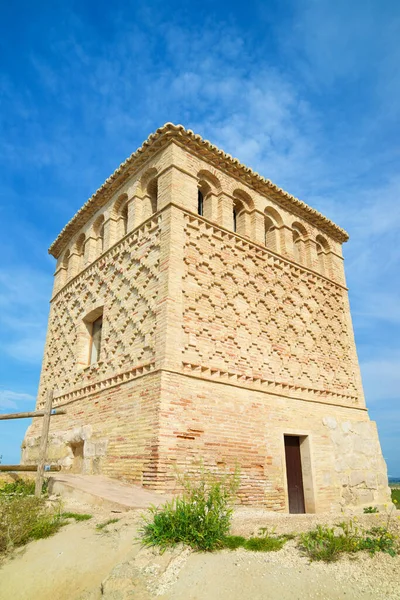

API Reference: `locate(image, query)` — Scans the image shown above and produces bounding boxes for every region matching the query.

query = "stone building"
[23,123,390,512]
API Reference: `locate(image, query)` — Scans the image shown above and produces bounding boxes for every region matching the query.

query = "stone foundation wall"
[21,368,391,510]
[156,372,391,511]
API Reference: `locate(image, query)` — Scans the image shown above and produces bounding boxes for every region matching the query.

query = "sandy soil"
[1,500,400,600]
[0,500,143,600]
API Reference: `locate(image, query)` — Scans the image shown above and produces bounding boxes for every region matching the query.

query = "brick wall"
[23,372,161,486]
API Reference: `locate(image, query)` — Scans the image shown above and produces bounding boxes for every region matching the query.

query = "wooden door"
[284,436,305,514]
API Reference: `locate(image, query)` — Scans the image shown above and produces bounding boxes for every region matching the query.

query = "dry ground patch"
[0,499,399,600]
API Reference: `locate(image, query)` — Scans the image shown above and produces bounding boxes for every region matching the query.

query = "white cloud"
[0,390,35,411]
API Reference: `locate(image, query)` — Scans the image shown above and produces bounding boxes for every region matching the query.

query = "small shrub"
[62,512,92,522]
[0,495,64,556]
[140,467,240,552]
[0,478,48,497]
[96,518,120,530]
[364,506,379,514]
[391,489,400,507]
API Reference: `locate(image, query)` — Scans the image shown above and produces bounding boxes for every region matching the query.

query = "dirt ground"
[1,498,400,600]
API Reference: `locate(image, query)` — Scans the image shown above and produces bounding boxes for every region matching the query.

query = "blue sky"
[1,0,399,474]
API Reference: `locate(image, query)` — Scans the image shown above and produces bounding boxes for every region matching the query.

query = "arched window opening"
[197,179,213,219]
[76,233,86,267]
[316,243,325,274]
[232,198,247,235]
[316,235,330,275]
[89,315,103,365]
[264,216,276,250]
[147,178,158,214]
[93,215,105,255]
[197,171,221,221]
[114,193,129,238]
[198,189,204,216]
[292,222,308,265]
[292,229,301,263]
[263,207,282,253]
[232,190,254,237]
[99,223,105,252]
[76,233,85,255]
[82,307,104,367]
[121,202,128,235]
[62,249,70,270]
[140,168,159,220]
[61,249,71,283]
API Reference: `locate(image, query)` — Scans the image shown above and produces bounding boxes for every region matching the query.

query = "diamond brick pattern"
[182,217,360,399]
[37,225,160,405]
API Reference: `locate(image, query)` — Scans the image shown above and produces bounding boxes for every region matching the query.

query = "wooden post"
[35,390,53,497]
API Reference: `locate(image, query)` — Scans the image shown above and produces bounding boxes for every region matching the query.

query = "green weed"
[140,467,240,552]
[391,489,400,507]
[299,520,399,562]
[243,527,288,552]
[96,518,120,530]
[0,478,48,497]
[62,512,93,522]
[359,526,398,557]
[0,495,64,556]
[363,506,379,514]
[245,535,286,552]
[221,535,246,550]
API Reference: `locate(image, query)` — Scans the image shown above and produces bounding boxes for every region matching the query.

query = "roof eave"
[49,123,349,258]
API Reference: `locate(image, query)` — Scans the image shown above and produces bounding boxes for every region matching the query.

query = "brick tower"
[22,124,390,512]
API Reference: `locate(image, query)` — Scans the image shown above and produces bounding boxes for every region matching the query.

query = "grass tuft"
[221,535,246,550]
[62,512,93,522]
[0,495,64,556]
[244,535,286,552]
[299,520,399,562]
[96,518,120,530]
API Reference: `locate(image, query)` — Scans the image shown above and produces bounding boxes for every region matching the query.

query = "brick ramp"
[48,474,170,511]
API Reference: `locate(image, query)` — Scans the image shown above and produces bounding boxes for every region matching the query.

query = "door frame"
[281,430,317,513]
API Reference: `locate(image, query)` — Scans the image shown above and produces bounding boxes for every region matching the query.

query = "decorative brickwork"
[37,217,160,408]
[181,214,361,404]
[22,125,391,512]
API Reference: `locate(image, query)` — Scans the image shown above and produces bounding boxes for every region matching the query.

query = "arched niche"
[315,234,331,275]
[292,222,308,266]
[93,214,105,256]
[264,206,283,252]
[197,170,221,221]
[232,189,254,237]
[113,193,129,237]
[140,168,159,220]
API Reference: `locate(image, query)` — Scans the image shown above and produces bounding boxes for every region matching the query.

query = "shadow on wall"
[69,440,84,474]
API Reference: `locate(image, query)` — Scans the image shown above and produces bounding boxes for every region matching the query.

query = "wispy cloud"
[0,1,399,469]
[0,390,35,411]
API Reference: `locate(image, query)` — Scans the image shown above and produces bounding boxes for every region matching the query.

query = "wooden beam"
[0,465,61,472]
[0,409,66,420]
[35,390,54,496]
